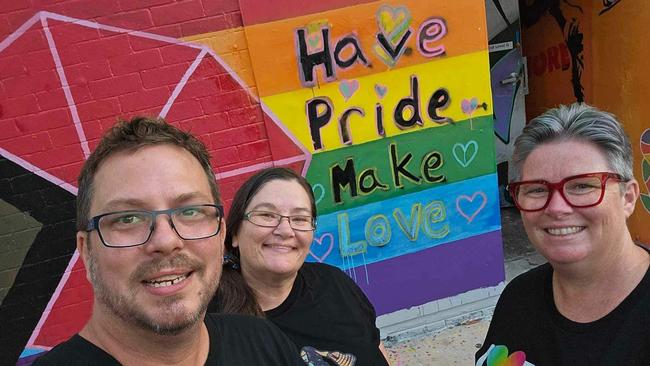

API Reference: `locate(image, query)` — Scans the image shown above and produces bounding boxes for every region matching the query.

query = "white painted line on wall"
[215,155,308,179]
[0,12,41,53]
[159,48,207,119]
[0,148,78,195]
[26,250,81,349]
[42,12,204,50]
[41,15,91,159]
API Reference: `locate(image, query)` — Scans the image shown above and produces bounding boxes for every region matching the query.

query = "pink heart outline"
[309,233,334,262]
[456,192,487,223]
[339,79,359,101]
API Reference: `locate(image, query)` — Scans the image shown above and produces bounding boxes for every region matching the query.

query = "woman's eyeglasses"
[507,172,625,212]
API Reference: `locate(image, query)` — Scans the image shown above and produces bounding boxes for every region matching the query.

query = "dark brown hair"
[209,167,316,316]
[76,116,221,231]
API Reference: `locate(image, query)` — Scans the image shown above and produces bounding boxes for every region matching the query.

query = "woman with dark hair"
[210,167,390,366]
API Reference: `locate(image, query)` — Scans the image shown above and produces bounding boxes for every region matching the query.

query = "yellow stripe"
[262,50,492,153]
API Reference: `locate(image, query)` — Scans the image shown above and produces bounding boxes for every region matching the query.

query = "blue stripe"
[307,174,501,267]
[20,348,47,358]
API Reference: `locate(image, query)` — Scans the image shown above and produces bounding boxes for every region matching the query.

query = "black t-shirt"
[33,313,304,365]
[476,262,650,366]
[265,262,388,366]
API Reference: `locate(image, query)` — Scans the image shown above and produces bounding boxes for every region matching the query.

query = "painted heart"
[374,84,388,98]
[456,191,487,223]
[487,345,526,366]
[305,20,328,51]
[339,79,359,101]
[309,233,334,263]
[452,140,478,168]
[461,97,479,115]
[376,5,412,43]
[312,183,325,205]
[641,129,650,182]
[306,32,322,50]
[372,44,397,67]
[641,128,650,148]
[641,159,650,212]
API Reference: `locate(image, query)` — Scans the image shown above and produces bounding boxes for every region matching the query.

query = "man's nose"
[144,214,184,254]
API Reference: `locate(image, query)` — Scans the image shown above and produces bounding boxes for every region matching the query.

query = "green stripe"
[307,116,496,215]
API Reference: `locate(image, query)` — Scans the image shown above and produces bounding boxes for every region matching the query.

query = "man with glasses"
[35,117,303,365]
[476,103,650,366]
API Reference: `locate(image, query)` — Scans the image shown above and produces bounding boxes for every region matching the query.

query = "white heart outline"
[453,140,479,168]
[312,183,325,205]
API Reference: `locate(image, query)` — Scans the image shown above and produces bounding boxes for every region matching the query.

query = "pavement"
[383,207,545,365]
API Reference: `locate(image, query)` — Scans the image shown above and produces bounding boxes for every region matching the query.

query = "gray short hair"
[512,103,633,181]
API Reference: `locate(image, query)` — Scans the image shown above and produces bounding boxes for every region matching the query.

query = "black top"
[34,313,304,365]
[266,262,388,366]
[476,259,650,366]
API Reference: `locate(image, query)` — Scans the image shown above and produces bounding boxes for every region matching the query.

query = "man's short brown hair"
[76,117,221,231]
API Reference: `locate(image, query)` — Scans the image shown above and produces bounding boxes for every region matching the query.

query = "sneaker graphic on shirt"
[300,346,356,366]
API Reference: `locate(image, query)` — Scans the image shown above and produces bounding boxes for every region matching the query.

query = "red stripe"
[239,0,376,26]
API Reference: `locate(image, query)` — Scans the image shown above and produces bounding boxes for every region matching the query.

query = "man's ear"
[623,178,640,218]
[219,220,227,248]
[77,231,92,283]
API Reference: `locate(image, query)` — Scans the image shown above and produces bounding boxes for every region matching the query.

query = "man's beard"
[87,247,220,336]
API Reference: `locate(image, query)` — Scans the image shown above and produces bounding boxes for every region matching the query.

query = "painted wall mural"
[519,0,648,243]
[520,0,592,120]
[599,0,624,15]
[0,1,503,364]
[641,129,650,213]
[485,0,526,206]
[239,0,503,316]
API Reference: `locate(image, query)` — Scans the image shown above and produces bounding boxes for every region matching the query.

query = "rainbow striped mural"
[239,0,505,314]
[641,128,650,212]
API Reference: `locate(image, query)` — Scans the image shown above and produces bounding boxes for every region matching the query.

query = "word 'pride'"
[294,6,450,150]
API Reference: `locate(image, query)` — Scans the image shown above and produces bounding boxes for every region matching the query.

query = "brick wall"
[0,1,309,363]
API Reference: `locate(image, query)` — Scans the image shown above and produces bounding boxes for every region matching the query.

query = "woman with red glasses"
[476,103,650,366]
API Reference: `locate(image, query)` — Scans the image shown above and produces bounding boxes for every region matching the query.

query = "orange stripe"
[183,27,258,97]
[244,0,487,97]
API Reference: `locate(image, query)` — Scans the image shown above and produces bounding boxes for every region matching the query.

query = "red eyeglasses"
[507,172,625,212]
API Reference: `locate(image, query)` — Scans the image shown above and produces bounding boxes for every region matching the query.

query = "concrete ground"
[384,207,545,365]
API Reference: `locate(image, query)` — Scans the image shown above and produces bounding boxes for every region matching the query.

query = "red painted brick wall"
[0,1,307,363]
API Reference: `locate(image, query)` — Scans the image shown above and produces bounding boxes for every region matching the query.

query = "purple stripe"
[352,230,505,315]
[17,353,45,366]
